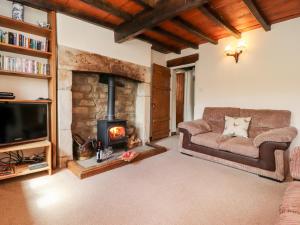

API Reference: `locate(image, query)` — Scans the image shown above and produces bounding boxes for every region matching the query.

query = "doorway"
[171,67,195,132]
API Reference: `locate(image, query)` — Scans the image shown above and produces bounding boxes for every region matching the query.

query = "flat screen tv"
[0,103,48,146]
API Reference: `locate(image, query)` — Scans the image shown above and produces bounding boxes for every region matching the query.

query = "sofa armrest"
[178,119,211,136]
[290,147,300,180]
[253,127,298,148]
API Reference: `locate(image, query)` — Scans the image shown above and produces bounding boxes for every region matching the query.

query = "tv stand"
[0,141,52,180]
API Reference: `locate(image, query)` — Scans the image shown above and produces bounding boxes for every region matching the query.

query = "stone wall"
[72,73,137,139]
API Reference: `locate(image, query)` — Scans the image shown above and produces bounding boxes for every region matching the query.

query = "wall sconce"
[224,40,246,63]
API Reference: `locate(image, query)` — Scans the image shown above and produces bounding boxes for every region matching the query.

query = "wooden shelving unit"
[0,141,52,180]
[0,99,52,104]
[0,7,58,177]
[0,15,51,37]
[0,42,52,58]
[0,70,52,80]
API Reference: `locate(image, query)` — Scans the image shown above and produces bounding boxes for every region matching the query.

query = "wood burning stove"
[97,75,128,150]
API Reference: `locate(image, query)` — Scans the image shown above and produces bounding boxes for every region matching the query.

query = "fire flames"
[109,126,125,140]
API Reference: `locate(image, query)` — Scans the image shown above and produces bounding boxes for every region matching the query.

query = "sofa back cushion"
[203,107,240,133]
[240,109,291,138]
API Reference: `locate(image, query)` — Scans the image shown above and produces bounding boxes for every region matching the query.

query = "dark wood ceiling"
[16,0,300,54]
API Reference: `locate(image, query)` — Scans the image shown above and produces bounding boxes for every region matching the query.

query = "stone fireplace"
[58,46,151,167]
[72,73,137,140]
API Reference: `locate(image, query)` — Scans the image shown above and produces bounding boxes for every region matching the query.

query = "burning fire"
[109,126,125,140]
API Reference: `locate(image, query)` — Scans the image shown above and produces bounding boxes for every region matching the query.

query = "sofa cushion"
[191,132,222,149]
[203,107,240,134]
[219,137,259,158]
[223,116,251,138]
[280,182,300,215]
[276,213,300,225]
[240,109,291,138]
[178,119,211,136]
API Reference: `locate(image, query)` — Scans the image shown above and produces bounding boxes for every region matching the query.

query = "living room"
[0,0,300,224]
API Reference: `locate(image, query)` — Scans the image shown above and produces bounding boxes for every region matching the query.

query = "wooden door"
[176,73,185,126]
[151,64,171,140]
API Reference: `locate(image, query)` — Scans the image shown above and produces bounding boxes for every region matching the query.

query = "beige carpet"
[0,136,288,225]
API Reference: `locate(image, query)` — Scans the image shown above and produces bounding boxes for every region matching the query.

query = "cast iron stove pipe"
[107,76,115,121]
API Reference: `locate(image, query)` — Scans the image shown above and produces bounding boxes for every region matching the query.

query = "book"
[0,54,50,75]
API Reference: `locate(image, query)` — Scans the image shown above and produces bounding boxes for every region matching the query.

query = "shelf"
[0,42,52,58]
[0,15,51,37]
[0,164,50,180]
[0,99,52,104]
[0,70,51,79]
[0,140,51,153]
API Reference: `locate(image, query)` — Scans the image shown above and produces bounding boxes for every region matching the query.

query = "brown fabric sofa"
[276,147,300,224]
[178,107,298,181]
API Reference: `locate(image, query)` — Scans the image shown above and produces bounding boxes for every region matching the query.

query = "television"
[0,103,48,146]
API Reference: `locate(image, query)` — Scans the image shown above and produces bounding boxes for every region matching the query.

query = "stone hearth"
[58,46,151,167]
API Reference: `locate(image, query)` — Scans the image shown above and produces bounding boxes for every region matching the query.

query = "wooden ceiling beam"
[152,27,199,49]
[11,0,116,29]
[242,0,271,31]
[81,0,132,21]
[115,0,208,43]
[130,0,154,9]
[199,4,241,39]
[138,35,181,54]
[172,17,218,45]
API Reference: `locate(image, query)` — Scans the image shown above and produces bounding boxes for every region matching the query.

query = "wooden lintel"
[172,17,218,45]
[114,0,207,43]
[138,34,181,54]
[167,53,199,67]
[199,5,241,39]
[242,0,271,31]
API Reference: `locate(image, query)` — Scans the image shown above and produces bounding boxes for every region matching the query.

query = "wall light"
[224,40,246,63]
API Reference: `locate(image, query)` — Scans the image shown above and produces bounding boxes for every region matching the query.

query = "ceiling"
[16,0,300,54]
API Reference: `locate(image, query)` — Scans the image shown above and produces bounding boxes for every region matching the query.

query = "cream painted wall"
[151,50,167,67]
[57,13,152,67]
[168,18,300,146]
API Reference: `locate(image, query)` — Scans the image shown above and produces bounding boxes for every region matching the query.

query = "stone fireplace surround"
[58,46,151,167]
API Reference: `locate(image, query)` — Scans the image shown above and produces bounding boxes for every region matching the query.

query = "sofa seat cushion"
[191,132,222,149]
[280,182,300,214]
[276,212,300,225]
[219,137,259,159]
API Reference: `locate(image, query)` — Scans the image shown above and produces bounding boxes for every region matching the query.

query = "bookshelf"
[0,42,52,58]
[0,15,51,37]
[0,69,52,79]
[0,6,57,179]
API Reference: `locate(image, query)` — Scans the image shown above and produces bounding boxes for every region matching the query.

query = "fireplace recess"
[97,75,128,149]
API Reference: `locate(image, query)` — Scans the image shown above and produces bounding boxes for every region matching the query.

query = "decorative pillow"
[223,116,251,138]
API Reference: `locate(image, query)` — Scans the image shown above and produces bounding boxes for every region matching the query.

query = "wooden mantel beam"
[242,0,271,31]
[114,0,208,43]
[199,4,241,39]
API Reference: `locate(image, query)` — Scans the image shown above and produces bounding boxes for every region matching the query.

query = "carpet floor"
[0,136,288,225]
